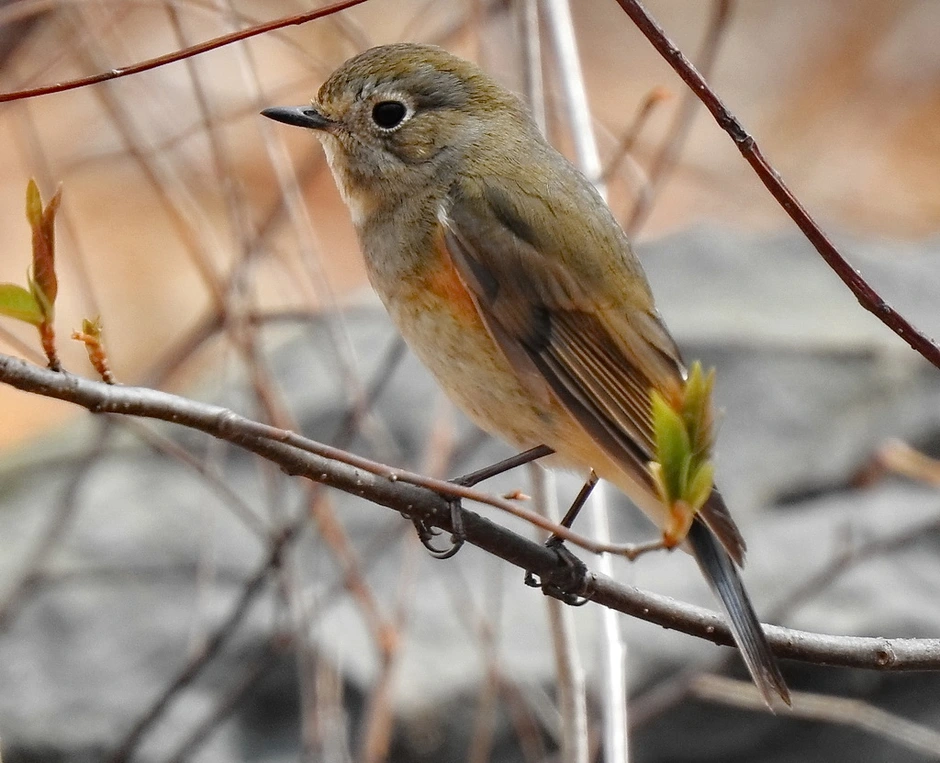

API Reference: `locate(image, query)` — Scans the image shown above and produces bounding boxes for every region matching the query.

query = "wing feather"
[439,178,745,562]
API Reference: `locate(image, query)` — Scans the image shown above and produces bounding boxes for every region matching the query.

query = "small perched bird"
[263,42,789,707]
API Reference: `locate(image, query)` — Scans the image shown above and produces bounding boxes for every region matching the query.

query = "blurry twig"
[877,440,940,488]
[544,3,627,759]
[441,528,508,763]
[104,324,408,760]
[164,642,283,763]
[310,658,353,762]
[517,0,545,134]
[0,0,372,103]
[357,534,417,763]
[73,22,226,308]
[310,489,393,677]
[106,528,286,763]
[0,423,111,630]
[0,323,45,365]
[614,0,940,370]
[529,465,589,763]
[599,85,671,184]
[499,679,550,763]
[693,675,940,761]
[626,0,733,236]
[121,418,267,538]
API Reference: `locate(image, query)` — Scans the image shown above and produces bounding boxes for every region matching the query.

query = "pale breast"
[386,256,554,448]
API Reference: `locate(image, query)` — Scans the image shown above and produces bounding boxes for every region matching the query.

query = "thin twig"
[626,0,734,236]
[599,85,671,184]
[0,0,372,103]
[693,675,940,760]
[544,3,628,759]
[164,643,283,763]
[0,422,112,629]
[529,466,589,763]
[614,0,940,370]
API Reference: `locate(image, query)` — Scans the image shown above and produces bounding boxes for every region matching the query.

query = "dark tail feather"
[687,519,791,708]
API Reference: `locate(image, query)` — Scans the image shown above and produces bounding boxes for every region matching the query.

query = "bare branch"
[2,354,940,671]
[614,0,940,371]
[0,0,372,103]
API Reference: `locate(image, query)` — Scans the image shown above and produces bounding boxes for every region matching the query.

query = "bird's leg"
[451,444,556,488]
[414,444,555,559]
[555,471,599,533]
[554,473,677,562]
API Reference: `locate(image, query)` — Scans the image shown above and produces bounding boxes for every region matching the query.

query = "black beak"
[261,105,333,130]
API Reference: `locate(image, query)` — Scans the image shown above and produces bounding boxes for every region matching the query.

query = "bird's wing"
[439,176,791,707]
[439,176,744,561]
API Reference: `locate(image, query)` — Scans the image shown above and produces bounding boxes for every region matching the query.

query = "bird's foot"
[411,500,464,560]
[525,537,590,606]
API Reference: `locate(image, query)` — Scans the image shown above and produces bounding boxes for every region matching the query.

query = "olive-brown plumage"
[263,42,789,707]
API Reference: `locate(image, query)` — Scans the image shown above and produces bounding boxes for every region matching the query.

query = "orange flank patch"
[419,233,486,328]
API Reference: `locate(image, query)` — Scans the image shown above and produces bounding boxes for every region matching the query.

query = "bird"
[262,42,789,707]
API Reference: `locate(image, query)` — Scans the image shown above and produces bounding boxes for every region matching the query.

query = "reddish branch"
[615,0,940,371]
[0,0,371,103]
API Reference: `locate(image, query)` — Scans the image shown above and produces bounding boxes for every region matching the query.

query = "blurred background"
[1,1,940,761]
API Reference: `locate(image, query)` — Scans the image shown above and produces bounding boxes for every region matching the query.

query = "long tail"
[687,518,791,708]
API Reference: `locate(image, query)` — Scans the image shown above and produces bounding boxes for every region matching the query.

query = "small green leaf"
[649,362,719,526]
[682,361,715,457]
[25,178,42,229]
[80,316,102,337]
[651,391,691,503]
[686,462,715,513]
[0,283,43,325]
[25,179,60,311]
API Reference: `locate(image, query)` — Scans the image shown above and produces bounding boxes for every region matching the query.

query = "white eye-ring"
[371,100,409,130]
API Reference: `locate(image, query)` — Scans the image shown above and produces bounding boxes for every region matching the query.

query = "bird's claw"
[411,495,466,560]
[412,516,463,559]
[525,537,590,606]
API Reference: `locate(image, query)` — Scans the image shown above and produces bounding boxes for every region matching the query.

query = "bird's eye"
[371,100,408,130]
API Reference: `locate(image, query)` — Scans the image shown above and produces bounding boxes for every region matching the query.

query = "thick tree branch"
[2,353,939,671]
[614,0,940,371]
